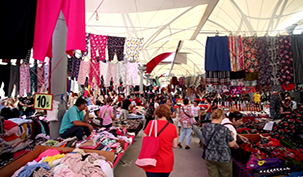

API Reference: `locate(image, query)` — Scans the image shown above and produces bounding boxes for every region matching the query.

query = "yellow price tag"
[34,93,53,110]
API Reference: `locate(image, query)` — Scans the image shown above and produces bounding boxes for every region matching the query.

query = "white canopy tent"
[85,0,303,84]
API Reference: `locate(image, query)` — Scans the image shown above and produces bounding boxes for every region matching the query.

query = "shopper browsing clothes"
[280,99,292,119]
[59,97,93,140]
[178,98,196,149]
[221,111,248,142]
[18,93,35,117]
[143,104,178,177]
[99,97,116,128]
[202,109,239,177]
[120,95,132,120]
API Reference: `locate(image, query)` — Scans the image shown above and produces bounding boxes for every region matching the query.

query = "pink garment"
[90,34,108,61]
[33,0,86,61]
[77,61,90,85]
[37,65,45,93]
[19,65,31,97]
[99,105,113,126]
[126,62,139,85]
[60,153,106,177]
[35,148,60,162]
[88,61,100,87]
[105,62,117,87]
[54,167,84,177]
[4,126,20,136]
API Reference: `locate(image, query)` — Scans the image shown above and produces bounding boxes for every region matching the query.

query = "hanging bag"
[135,120,169,168]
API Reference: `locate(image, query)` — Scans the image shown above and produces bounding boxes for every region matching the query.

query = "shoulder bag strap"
[157,122,170,136]
[182,106,191,118]
[222,122,233,126]
[202,124,221,158]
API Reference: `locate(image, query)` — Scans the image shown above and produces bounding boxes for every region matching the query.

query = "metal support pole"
[49,12,67,139]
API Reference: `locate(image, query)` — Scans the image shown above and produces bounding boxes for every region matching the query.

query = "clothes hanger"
[215,30,219,36]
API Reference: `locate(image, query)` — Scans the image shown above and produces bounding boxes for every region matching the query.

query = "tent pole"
[49,12,68,139]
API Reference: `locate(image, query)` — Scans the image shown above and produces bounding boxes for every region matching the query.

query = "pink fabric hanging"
[19,65,31,97]
[33,0,86,61]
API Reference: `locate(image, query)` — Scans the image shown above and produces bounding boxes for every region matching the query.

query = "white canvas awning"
[85,0,303,80]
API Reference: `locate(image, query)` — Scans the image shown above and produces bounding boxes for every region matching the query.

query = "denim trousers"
[179,128,192,146]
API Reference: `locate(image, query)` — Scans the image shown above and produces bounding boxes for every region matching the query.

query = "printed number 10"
[37,95,46,108]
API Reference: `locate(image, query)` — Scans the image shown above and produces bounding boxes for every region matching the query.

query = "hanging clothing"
[0,64,11,96]
[106,62,118,87]
[83,33,90,57]
[37,65,45,93]
[23,50,32,65]
[44,63,50,92]
[291,35,303,84]
[0,0,37,59]
[243,36,258,73]
[267,36,282,92]
[90,34,108,61]
[205,71,230,85]
[278,36,294,86]
[205,36,231,71]
[124,37,143,62]
[33,0,86,61]
[228,36,244,71]
[100,61,109,86]
[77,61,90,85]
[19,65,31,97]
[126,62,139,85]
[30,62,37,93]
[107,36,126,61]
[257,37,271,85]
[68,56,81,80]
[117,62,127,85]
[8,65,20,97]
[88,60,100,87]
[270,94,281,120]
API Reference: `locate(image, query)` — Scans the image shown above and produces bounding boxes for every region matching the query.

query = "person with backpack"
[99,97,116,128]
[202,109,239,177]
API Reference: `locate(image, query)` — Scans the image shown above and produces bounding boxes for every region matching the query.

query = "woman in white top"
[191,100,200,123]
[221,111,248,142]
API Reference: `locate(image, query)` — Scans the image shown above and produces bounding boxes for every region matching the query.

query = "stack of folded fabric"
[2,118,33,153]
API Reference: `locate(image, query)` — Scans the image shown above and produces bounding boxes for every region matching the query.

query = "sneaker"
[178,144,182,148]
[185,146,190,149]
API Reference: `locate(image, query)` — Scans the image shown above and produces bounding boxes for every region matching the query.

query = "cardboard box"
[240,133,270,143]
[0,145,115,177]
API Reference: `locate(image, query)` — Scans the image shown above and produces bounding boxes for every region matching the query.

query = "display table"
[0,145,115,177]
[242,116,270,122]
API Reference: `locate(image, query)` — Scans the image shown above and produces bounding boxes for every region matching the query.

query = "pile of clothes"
[12,148,113,177]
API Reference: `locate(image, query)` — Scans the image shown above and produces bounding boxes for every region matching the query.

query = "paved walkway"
[114,131,209,177]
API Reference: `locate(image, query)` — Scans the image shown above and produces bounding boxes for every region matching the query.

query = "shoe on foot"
[178,144,182,148]
[185,146,190,149]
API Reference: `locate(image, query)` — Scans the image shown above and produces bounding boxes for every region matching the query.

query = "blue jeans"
[205,113,211,120]
[60,126,91,140]
[179,128,192,146]
[146,172,170,177]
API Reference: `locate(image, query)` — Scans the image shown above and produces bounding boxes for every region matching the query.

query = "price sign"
[34,93,53,110]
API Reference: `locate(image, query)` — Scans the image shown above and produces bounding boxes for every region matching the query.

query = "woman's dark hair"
[194,100,200,105]
[183,98,189,105]
[228,111,243,121]
[105,97,113,105]
[75,97,87,106]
